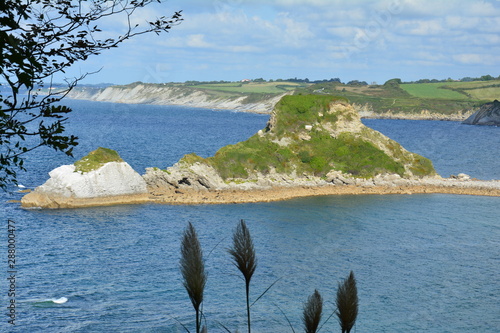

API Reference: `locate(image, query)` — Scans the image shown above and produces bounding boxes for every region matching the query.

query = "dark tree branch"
[0,0,182,188]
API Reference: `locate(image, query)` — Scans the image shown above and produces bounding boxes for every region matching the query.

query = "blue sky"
[65,0,500,85]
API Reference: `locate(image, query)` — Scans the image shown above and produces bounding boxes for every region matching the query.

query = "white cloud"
[72,0,500,84]
[327,27,358,39]
[396,19,446,35]
[186,34,213,48]
[453,53,496,65]
[227,45,262,53]
[465,0,500,16]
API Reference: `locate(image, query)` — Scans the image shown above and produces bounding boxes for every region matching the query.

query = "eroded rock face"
[69,84,289,113]
[143,163,228,192]
[21,161,147,208]
[463,100,500,126]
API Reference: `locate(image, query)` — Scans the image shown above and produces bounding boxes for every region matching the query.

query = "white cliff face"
[34,162,147,198]
[69,85,289,114]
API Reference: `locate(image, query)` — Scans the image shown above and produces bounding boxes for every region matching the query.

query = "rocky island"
[21,95,500,208]
[21,148,149,208]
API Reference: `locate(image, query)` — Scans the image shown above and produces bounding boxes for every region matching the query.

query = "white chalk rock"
[35,161,147,198]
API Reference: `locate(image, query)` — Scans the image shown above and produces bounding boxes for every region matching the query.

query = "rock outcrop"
[21,148,148,208]
[463,100,500,126]
[145,95,437,192]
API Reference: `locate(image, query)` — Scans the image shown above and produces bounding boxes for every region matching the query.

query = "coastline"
[20,180,500,209]
[147,182,500,205]
[68,86,289,114]
[68,89,476,121]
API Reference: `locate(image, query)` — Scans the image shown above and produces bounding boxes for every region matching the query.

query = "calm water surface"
[1,100,499,332]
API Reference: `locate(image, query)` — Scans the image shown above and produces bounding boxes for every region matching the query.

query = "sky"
[62,0,500,85]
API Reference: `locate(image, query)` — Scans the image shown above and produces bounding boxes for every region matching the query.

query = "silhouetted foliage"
[303,289,323,333]
[180,222,206,333]
[0,0,182,188]
[336,271,358,333]
[228,219,257,333]
[176,220,359,332]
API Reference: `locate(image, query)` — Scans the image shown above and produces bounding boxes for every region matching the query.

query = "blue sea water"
[1,100,499,332]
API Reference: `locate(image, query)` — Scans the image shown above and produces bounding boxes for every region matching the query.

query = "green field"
[105,79,499,116]
[295,79,499,115]
[400,80,500,100]
[466,86,500,100]
[400,83,469,99]
[187,81,309,94]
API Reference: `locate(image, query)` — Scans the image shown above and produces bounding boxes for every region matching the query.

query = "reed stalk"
[180,222,207,333]
[336,271,358,333]
[228,219,257,333]
[303,289,323,333]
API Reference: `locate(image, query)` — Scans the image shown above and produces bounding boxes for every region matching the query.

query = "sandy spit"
[19,180,500,209]
[147,183,500,206]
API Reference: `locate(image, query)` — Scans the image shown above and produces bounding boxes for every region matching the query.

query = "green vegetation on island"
[178,95,435,181]
[74,147,124,173]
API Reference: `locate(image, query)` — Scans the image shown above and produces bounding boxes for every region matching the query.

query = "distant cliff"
[69,83,288,114]
[463,100,500,126]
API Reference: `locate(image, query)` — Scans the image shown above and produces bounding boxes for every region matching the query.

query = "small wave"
[32,297,68,306]
[52,297,68,304]
[24,206,42,210]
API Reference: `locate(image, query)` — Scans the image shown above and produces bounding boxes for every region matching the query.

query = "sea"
[1,99,499,332]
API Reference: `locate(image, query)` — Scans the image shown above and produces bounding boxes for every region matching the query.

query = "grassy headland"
[72,78,499,117]
[296,79,499,116]
[177,94,435,182]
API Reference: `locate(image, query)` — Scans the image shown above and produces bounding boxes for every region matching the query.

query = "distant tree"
[253,78,265,82]
[347,80,368,86]
[480,74,494,81]
[0,0,182,188]
[383,78,402,85]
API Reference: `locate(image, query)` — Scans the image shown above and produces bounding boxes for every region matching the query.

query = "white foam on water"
[52,297,68,304]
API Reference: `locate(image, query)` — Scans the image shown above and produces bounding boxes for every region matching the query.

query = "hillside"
[297,79,500,117]
[144,95,436,192]
[69,79,499,118]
